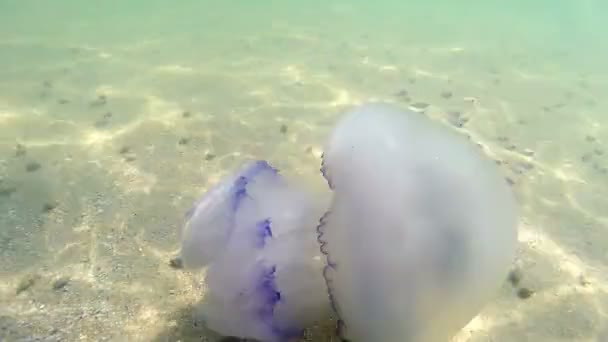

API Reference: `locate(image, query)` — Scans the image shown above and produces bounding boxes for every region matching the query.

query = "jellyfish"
[317,103,518,342]
[179,160,331,342]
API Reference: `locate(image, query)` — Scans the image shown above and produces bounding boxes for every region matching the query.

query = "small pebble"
[204,153,216,161]
[119,146,131,154]
[410,102,429,110]
[440,91,453,99]
[585,135,596,143]
[507,269,523,287]
[521,149,535,157]
[125,156,136,162]
[103,112,112,119]
[516,287,534,299]
[182,111,191,118]
[26,161,41,172]
[279,124,288,134]
[446,111,468,127]
[42,202,58,213]
[393,89,408,97]
[178,137,190,145]
[512,161,534,173]
[52,276,70,290]
[593,148,604,156]
[505,177,515,186]
[578,275,591,287]
[169,257,183,269]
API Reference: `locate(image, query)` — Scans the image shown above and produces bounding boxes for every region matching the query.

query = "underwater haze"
[1,0,608,341]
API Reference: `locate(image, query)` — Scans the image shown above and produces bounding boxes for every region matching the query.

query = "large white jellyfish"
[178,102,518,342]
[179,160,331,341]
[318,103,518,342]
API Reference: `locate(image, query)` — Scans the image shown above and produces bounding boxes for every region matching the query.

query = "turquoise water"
[1,1,607,341]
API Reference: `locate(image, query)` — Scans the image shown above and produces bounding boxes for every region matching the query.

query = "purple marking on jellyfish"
[253,264,305,341]
[255,218,273,248]
[184,160,277,220]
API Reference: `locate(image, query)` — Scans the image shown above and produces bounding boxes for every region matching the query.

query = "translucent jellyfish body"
[318,103,518,342]
[179,160,330,341]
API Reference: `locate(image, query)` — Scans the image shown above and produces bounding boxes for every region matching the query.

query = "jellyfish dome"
[318,103,518,342]
[179,160,331,341]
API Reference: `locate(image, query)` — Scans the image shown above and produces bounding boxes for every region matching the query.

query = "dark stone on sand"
[585,135,596,143]
[393,89,408,97]
[119,146,130,154]
[182,111,191,118]
[52,276,70,290]
[578,275,591,287]
[410,102,429,110]
[169,257,183,269]
[103,112,112,119]
[513,161,534,173]
[42,202,58,213]
[279,124,288,134]
[521,149,535,157]
[178,137,190,145]
[516,287,534,299]
[446,111,468,128]
[125,156,136,162]
[205,153,216,161]
[26,161,41,172]
[594,148,604,156]
[505,177,515,186]
[507,269,523,287]
[440,91,453,99]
